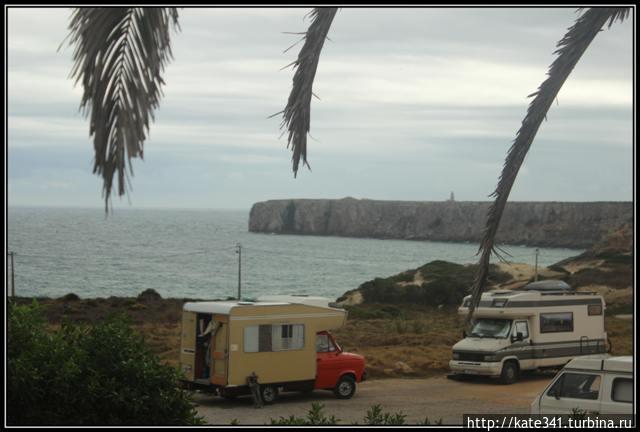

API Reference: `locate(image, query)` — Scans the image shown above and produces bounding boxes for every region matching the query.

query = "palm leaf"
[464,7,630,328]
[278,7,338,176]
[67,7,179,211]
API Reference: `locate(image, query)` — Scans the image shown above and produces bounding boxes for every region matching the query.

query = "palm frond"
[67,7,179,211]
[464,7,630,328]
[279,7,338,176]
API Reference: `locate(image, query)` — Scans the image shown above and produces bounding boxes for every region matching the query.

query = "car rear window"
[611,378,632,403]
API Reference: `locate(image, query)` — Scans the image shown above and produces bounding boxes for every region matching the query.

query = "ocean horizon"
[7,206,585,300]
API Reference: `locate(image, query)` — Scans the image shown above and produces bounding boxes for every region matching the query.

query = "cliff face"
[249,198,632,249]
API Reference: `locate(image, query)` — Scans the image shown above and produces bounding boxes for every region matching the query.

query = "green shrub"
[569,267,632,290]
[362,404,407,425]
[419,417,444,425]
[547,264,570,274]
[411,320,426,333]
[527,273,570,283]
[270,402,339,425]
[595,251,633,264]
[7,301,204,426]
[344,304,406,320]
[394,320,408,334]
[486,265,513,284]
[388,269,417,283]
[605,303,633,316]
[359,260,511,306]
[270,403,436,426]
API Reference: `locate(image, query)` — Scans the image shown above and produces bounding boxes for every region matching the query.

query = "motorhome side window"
[243,324,304,352]
[588,304,602,316]
[540,312,573,333]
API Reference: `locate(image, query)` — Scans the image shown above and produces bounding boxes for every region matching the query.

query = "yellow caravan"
[179,296,366,403]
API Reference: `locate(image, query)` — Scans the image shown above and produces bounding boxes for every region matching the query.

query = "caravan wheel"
[260,385,279,404]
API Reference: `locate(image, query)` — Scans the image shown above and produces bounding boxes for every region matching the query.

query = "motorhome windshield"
[470,319,511,338]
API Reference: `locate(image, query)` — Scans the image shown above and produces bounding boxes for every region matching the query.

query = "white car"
[530,355,633,415]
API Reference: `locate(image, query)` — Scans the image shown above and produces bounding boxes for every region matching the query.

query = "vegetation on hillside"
[340,260,512,306]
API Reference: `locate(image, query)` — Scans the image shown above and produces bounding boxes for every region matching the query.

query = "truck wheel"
[334,376,356,399]
[260,385,279,404]
[500,361,519,385]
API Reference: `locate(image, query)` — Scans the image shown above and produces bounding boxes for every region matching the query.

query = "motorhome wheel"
[260,385,279,404]
[500,361,519,385]
[334,375,356,399]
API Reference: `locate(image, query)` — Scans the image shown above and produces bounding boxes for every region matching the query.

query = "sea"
[7,207,584,301]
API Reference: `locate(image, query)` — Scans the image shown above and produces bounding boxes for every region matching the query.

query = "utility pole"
[236,243,242,300]
[8,251,15,298]
[534,248,539,282]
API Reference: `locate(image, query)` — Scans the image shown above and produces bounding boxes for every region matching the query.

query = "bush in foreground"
[270,402,442,425]
[7,301,204,426]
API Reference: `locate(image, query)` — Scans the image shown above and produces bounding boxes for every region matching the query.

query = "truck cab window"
[549,373,601,400]
[514,321,529,339]
[316,333,336,353]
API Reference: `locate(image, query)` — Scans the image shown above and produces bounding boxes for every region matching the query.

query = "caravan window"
[243,324,305,352]
[540,312,573,333]
[243,326,259,352]
[273,324,304,351]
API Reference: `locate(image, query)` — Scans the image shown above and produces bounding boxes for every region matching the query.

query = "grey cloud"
[7,7,633,209]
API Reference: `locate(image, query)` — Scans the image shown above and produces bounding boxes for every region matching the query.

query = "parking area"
[194,372,555,425]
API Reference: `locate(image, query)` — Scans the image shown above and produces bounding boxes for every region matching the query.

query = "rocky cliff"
[249,198,632,249]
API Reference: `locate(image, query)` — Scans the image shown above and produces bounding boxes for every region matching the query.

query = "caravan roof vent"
[522,280,573,292]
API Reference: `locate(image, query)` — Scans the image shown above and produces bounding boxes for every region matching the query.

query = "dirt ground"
[193,372,555,425]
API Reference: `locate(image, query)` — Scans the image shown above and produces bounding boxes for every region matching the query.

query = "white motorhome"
[530,355,633,415]
[450,280,607,383]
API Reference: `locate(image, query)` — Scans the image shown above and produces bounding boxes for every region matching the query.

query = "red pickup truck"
[314,331,367,399]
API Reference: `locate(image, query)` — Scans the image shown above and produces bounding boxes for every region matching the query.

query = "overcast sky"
[7,7,634,209]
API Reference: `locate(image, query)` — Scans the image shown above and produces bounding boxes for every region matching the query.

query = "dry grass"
[18,295,633,379]
[333,306,464,378]
[606,316,633,356]
[334,304,633,379]
[136,322,182,367]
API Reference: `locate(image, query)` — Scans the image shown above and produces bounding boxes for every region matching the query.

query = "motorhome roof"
[565,355,632,373]
[471,289,601,302]
[518,280,573,291]
[460,289,603,316]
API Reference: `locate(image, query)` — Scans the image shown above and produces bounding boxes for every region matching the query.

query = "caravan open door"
[210,316,229,386]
